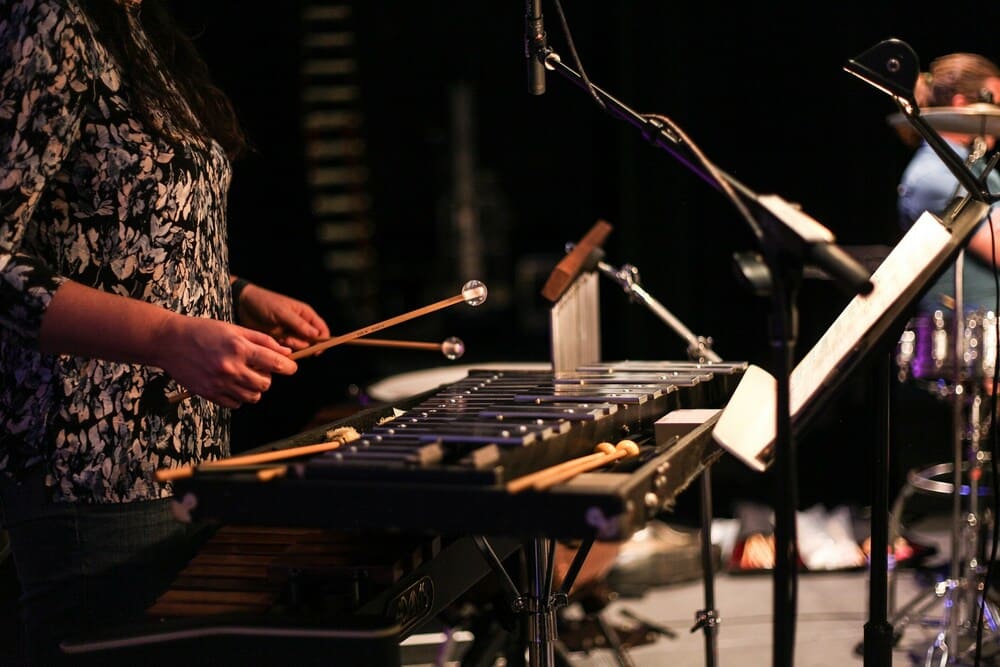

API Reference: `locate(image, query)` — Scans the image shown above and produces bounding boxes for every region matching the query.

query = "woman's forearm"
[38,280,181,369]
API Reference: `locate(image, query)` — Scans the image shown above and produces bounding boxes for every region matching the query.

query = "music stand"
[715,37,998,660]
[528,32,876,667]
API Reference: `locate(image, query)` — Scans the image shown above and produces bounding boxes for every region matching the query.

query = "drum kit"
[890,102,1000,665]
[896,308,997,393]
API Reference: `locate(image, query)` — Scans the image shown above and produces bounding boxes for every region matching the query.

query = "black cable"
[549,0,606,113]
[642,112,765,246]
[546,1,765,244]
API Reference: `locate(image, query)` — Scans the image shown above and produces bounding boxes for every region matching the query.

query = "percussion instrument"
[887,103,1000,137]
[65,360,744,664]
[895,309,997,388]
[171,361,743,535]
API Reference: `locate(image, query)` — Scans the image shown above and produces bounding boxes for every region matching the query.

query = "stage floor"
[402,510,1000,666]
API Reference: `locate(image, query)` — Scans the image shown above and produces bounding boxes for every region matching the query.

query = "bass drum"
[366,361,552,402]
[896,309,997,387]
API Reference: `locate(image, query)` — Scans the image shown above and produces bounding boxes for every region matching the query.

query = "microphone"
[524,0,546,95]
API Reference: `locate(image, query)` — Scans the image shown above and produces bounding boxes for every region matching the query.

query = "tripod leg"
[592,612,635,667]
[888,475,918,617]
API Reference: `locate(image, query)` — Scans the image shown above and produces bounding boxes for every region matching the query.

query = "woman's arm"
[40,280,298,408]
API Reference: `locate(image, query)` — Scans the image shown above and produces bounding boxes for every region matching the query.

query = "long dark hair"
[79,0,249,159]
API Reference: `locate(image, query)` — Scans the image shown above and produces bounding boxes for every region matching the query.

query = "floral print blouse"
[0,0,233,503]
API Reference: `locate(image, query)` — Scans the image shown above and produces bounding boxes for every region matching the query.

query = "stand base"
[907,594,1000,667]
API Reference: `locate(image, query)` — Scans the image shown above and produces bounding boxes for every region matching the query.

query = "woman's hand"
[38,280,306,409]
[158,316,299,409]
[236,283,331,350]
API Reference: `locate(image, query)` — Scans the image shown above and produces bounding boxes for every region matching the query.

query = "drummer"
[897,53,1000,392]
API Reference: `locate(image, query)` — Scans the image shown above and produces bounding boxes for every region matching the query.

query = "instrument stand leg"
[523,537,561,666]
[692,467,720,667]
[471,536,569,667]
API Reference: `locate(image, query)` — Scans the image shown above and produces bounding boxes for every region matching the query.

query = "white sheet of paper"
[713,210,955,471]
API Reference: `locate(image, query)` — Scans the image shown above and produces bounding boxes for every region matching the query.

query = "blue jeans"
[0,470,209,665]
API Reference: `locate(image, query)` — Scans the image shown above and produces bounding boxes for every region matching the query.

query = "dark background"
[170,1,1000,516]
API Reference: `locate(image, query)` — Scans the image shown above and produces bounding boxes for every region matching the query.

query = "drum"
[896,309,997,386]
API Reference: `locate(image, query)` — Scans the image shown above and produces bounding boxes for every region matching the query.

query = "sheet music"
[714,204,987,471]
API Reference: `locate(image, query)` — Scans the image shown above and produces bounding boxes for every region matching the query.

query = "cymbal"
[887,103,1000,136]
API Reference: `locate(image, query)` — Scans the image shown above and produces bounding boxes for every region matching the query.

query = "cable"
[550,0,606,113]
[546,1,764,244]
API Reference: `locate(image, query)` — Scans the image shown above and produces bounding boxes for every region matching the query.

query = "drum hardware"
[889,139,1000,663]
[883,390,1000,665]
[883,78,1000,663]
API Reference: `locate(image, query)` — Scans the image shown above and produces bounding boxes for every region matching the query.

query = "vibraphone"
[167,361,744,537]
[62,360,745,665]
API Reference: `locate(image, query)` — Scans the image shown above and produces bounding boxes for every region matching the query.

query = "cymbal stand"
[889,254,1000,665]
[595,255,720,666]
[893,137,1000,665]
[919,380,1000,666]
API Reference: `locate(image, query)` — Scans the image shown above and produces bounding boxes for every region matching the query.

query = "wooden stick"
[155,427,360,482]
[505,442,617,494]
[256,465,288,482]
[345,338,440,351]
[347,337,463,359]
[530,439,640,492]
[290,292,473,360]
[168,284,483,403]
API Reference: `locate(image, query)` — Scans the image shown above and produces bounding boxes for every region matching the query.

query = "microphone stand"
[595,254,721,666]
[527,37,874,667]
